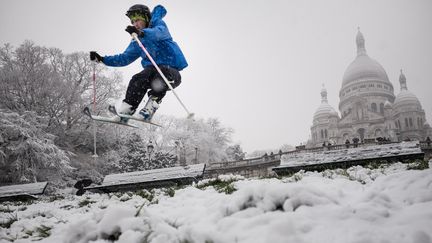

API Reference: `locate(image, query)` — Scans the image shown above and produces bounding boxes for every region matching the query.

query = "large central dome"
[338,30,395,112]
[341,30,391,88]
[342,55,389,86]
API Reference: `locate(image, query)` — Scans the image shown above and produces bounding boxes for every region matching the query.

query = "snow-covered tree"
[0,110,73,184]
[226,144,246,161]
[0,41,124,147]
[99,132,177,174]
[138,116,235,164]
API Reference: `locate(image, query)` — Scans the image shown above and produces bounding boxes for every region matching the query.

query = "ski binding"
[108,105,162,128]
[83,107,139,128]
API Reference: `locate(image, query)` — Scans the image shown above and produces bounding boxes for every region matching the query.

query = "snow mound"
[1,162,431,243]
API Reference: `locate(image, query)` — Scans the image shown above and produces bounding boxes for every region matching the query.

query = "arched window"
[325,129,328,138]
[398,120,401,130]
[380,103,384,114]
[321,130,324,139]
[409,118,413,127]
[371,103,377,112]
[405,118,409,128]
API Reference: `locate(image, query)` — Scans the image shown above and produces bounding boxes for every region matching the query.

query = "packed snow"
[1,161,432,243]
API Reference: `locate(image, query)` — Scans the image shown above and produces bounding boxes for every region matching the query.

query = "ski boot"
[115,101,135,123]
[138,96,160,121]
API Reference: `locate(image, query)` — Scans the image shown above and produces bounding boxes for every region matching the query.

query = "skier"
[90,4,188,122]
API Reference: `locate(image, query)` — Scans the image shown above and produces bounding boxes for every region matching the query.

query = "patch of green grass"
[407,159,429,170]
[164,187,175,197]
[321,169,349,179]
[24,229,34,237]
[180,239,214,243]
[196,178,238,194]
[0,212,18,229]
[60,204,74,210]
[292,172,304,182]
[17,206,27,211]
[49,195,65,202]
[0,206,13,213]
[78,197,96,207]
[135,189,154,202]
[35,225,51,239]
[99,204,108,210]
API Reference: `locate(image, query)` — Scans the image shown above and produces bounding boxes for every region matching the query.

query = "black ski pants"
[123,66,181,111]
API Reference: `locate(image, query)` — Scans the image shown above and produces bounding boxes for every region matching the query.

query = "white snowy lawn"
[1,161,432,243]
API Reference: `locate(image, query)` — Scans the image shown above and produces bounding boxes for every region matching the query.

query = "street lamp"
[147,140,154,168]
[175,140,186,166]
[194,147,198,164]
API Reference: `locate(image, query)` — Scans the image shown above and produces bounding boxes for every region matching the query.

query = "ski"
[83,107,139,128]
[108,105,163,128]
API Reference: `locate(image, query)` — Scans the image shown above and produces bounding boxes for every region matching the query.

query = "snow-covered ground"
[1,161,432,243]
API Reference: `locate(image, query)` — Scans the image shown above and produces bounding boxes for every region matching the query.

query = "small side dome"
[313,85,339,121]
[393,70,422,109]
[384,100,392,109]
[313,103,339,120]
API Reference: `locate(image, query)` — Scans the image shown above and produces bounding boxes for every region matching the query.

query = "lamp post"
[194,147,198,164]
[175,140,186,166]
[175,141,180,166]
[147,140,154,168]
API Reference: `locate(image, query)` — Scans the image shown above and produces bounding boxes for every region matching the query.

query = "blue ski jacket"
[103,5,188,71]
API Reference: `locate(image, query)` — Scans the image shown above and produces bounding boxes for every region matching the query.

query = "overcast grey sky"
[1,0,432,153]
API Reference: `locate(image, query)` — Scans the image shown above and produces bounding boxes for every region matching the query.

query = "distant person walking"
[345,139,350,148]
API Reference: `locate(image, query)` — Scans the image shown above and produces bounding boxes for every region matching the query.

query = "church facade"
[308,30,432,148]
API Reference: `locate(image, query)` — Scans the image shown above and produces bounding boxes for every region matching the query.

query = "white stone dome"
[342,55,390,87]
[341,30,390,88]
[384,100,392,108]
[313,103,338,120]
[313,85,339,121]
[394,89,421,108]
[393,70,422,109]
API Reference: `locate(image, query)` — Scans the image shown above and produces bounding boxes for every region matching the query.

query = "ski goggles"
[129,13,148,24]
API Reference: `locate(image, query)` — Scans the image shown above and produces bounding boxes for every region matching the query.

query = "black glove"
[90,51,104,63]
[125,25,144,37]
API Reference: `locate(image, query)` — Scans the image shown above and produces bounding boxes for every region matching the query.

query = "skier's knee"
[150,77,167,92]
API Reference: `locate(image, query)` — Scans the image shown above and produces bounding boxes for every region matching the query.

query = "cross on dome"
[399,69,407,90]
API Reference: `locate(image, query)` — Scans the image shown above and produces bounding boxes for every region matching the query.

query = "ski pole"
[91,62,98,158]
[131,33,194,119]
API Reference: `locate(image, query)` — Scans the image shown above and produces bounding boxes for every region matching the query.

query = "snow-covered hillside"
[1,161,431,243]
